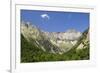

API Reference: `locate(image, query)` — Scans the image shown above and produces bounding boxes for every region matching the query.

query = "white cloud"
[41,14,50,20]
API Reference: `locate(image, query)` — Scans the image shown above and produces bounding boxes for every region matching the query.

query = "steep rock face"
[21,22,63,54]
[43,29,82,52]
[21,22,89,54]
[72,28,89,50]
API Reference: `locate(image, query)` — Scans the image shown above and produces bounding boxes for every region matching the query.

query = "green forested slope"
[21,28,89,62]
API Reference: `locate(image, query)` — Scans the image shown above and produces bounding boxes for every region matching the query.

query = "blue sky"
[21,10,89,32]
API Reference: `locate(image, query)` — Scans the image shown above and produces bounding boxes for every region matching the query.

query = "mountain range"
[21,22,89,62]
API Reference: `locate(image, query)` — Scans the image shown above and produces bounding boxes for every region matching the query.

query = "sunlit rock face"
[21,22,89,54]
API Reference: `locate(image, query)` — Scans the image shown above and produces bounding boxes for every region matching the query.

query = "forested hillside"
[21,28,89,62]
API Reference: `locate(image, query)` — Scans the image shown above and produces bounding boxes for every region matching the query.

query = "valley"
[21,22,90,62]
